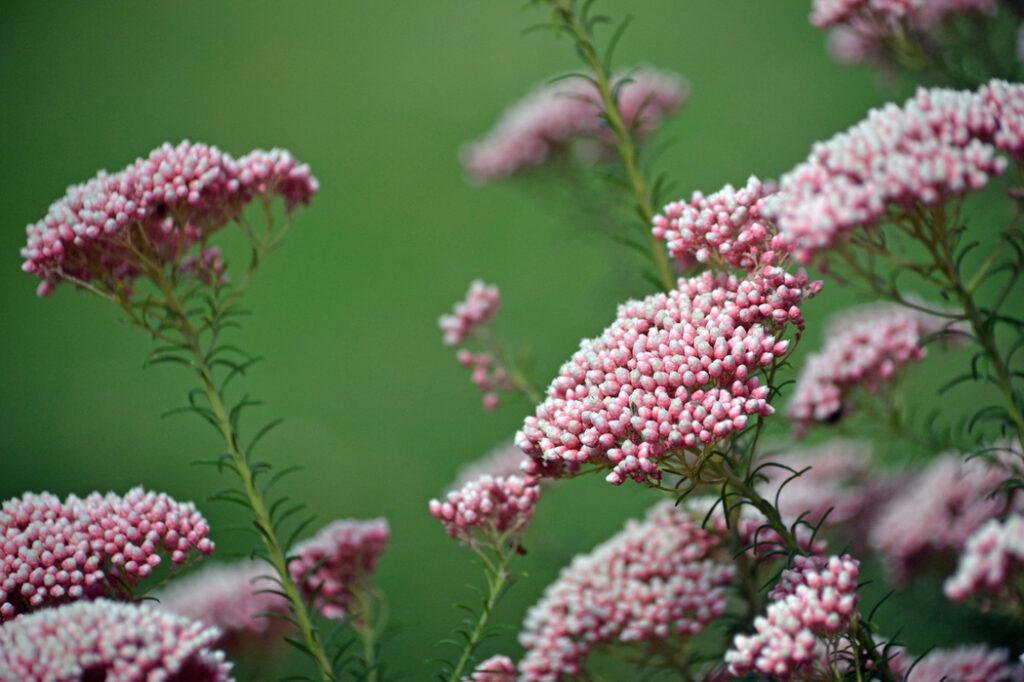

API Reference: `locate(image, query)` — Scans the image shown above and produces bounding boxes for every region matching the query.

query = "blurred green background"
[2,1,1011,679]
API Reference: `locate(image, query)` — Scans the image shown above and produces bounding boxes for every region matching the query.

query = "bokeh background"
[1,1,1013,679]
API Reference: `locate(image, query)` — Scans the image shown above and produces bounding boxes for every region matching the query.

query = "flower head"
[768,81,1023,263]
[516,269,819,486]
[0,599,234,681]
[20,141,317,296]
[944,514,1024,606]
[461,67,687,183]
[517,501,734,681]
[463,655,517,682]
[288,518,389,620]
[429,475,540,548]
[891,645,1024,682]
[1,487,214,620]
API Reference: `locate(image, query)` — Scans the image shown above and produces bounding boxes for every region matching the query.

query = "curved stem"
[147,267,336,682]
[447,546,514,682]
[547,0,675,291]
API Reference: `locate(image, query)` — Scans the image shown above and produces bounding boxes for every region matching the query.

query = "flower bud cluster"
[180,246,229,287]
[768,81,1024,264]
[725,554,861,680]
[944,515,1024,604]
[440,281,515,411]
[890,645,1024,682]
[0,599,234,681]
[429,475,540,547]
[463,655,517,682]
[21,140,318,296]
[516,269,819,486]
[288,518,389,620]
[461,67,687,184]
[787,303,952,434]
[157,560,288,650]
[869,447,1022,584]
[653,176,787,271]
[518,501,734,682]
[1,488,214,620]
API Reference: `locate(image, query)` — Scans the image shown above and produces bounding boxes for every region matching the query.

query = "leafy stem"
[446,543,515,682]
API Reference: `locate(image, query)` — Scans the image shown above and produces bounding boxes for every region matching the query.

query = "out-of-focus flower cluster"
[891,645,1024,682]
[787,303,953,435]
[463,655,517,682]
[811,0,999,67]
[517,501,734,682]
[462,67,687,183]
[430,475,540,548]
[869,447,1022,584]
[288,518,390,620]
[653,176,787,272]
[157,560,288,651]
[945,514,1024,606]
[20,141,318,297]
[0,599,234,682]
[440,281,517,411]
[725,554,861,680]
[1,487,213,620]
[452,441,534,490]
[517,268,820,486]
[767,80,1024,264]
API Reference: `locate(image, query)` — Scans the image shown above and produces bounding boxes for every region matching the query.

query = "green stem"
[548,0,675,292]
[148,267,336,682]
[447,547,514,682]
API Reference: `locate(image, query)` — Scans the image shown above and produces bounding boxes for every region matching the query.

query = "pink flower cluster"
[517,501,734,682]
[725,554,861,680]
[1,487,214,620]
[288,518,389,620]
[0,599,233,681]
[516,269,820,486]
[440,281,514,411]
[811,0,998,67]
[944,514,1024,604]
[157,560,288,650]
[768,81,1024,264]
[452,441,534,490]
[430,475,540,547]
[787,303,951,434]
[869,448,1022,583]
[21,141,318,296]
[653,176,787,271]
[462,67,687,183]
[891,645,1024,682]
[464,655,517,682]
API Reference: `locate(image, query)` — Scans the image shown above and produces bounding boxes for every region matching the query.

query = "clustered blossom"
[429,475,540,547]
[440,281,515,411]
[21,140,318,296]
[725,554,861,680]
[869,448,1022,583]
[0,599,234,681]
[462,67,687,183]
[653,176,787,271]
[516,269,819,486]
[787,303,952,434]
[288,518,389,620]
[768,81,1024,264]
[517,501,734,681]
[811,0,999,67]
[891,645,1024,682]
[157,560,288,650]
[1,487,214,620]
[944,514,1024,605]
[464,655,517,682]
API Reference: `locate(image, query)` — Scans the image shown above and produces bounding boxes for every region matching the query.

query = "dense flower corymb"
[0,599,234,681]
[1,487,214,620]
[430,474,540,547]
[288,518,389,620]
[20,140,318,296]
[462,67,687,183]
[516,268,819,486]
[517,501,734,682]
[891,645,1024,682]
[768,81,1024,264]
[725,554,861,680]
[787,303,953,434]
